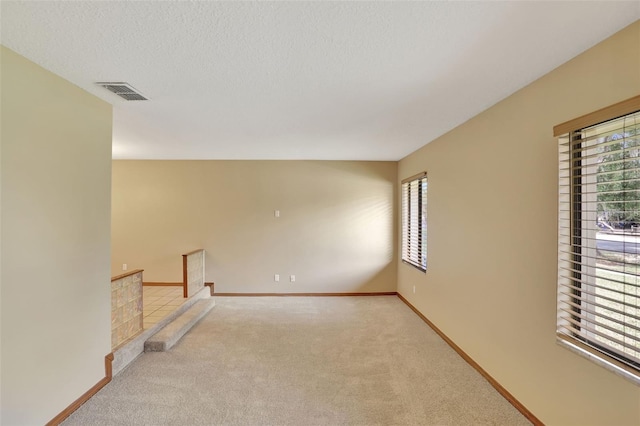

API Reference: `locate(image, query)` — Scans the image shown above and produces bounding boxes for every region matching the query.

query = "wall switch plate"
[290,275,296,282]
[122,263,128,271]
[274,274,280,282]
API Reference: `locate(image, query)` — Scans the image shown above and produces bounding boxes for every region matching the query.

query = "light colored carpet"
[63,296,530,425]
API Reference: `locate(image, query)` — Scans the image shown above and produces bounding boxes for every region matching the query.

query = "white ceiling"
[2,2,639,161]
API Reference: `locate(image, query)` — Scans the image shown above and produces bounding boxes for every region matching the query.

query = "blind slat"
[559,300,640,333]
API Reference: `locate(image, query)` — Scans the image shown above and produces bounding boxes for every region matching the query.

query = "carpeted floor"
[63,296,530,425]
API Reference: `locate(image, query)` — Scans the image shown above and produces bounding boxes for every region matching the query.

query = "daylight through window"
[557,103,640,382]
[401,172,427,272]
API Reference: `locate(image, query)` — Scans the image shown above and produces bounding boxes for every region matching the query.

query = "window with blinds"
[557,100,640,383]
[401,172,427,272]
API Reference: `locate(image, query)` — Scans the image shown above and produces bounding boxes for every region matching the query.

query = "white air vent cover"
[96,82,148,101]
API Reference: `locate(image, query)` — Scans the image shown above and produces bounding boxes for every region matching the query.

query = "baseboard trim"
[142,282,183,286]
[46,353,114,426]
[396,294,543,426]
[214,292,398,297]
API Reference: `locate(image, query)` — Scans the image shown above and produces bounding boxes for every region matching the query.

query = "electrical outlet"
[413,285,416,294]
[122,263,128,271]
[290,275,296,282]
[274,274,280,282]
[274,210,280,218]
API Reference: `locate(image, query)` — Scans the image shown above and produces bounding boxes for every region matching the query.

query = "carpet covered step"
[144,299,215,352]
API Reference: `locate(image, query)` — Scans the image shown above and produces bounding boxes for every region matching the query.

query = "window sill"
[557,337,640,386]
[401,260,426,273]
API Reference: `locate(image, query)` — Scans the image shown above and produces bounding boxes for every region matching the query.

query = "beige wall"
[112,160,397,293]
[398,21,640,425]
[0,47,112,424]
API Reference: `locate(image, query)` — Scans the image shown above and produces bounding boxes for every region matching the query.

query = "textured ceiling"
[2,2,639,160]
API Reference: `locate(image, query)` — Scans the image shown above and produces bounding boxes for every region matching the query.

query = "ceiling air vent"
[96,82,148,101]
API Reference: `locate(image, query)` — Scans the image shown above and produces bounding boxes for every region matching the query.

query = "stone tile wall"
[111,270,143,349]
[186,250,204,297]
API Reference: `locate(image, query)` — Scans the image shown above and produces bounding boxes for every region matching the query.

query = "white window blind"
[558,108,640,381]
[401,172,427,272]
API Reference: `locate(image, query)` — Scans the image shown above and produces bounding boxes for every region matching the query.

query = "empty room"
[1,2,640,425]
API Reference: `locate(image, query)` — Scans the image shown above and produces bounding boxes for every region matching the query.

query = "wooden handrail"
[111,269,144,282]
[182,254,188,298]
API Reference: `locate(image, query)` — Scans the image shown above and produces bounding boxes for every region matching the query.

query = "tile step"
[144,298,215,352]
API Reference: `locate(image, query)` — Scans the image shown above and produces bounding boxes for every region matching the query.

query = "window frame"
[401,172,427,272]
[555,95,640,385]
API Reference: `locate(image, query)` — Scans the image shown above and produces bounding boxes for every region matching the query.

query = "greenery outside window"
[556,96,640,384]
[401,172,427,272]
